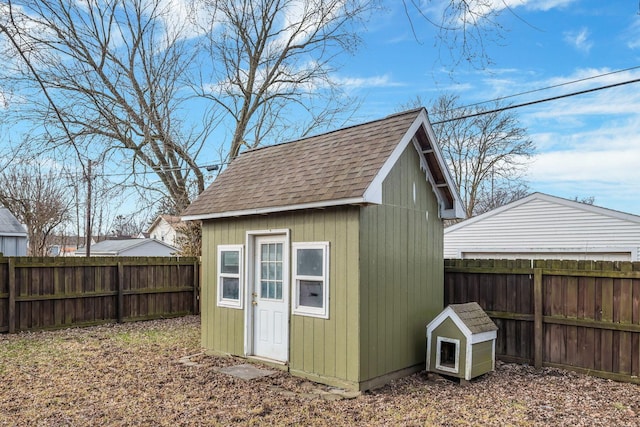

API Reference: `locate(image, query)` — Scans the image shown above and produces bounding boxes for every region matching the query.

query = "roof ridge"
[445,191,640,234]
[238,108,426,157]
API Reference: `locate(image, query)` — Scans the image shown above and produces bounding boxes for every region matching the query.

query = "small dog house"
[426,302,498,381]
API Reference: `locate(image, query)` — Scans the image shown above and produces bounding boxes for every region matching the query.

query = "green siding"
[470,340,495,378]
[359,144,445,383]
[200,206,361,385]
[201,219,246,356]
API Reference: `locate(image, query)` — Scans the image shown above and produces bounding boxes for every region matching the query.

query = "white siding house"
[147,215,185,247]
[444,193,640,261]
[0,208,27,256]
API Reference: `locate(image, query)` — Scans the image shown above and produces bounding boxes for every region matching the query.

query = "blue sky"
[334,0,640,215]
[3,0,639,225]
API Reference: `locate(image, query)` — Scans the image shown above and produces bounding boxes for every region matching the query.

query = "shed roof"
[183,108,464,220]
[448,302,498,334]
[0,208,27,237]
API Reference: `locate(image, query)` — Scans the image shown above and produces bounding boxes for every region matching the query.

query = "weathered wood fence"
[0,256,200,333]
[445,258,640,384]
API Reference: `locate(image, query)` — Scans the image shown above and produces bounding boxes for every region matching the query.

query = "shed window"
[217,245,243,309]
[292,242,329,318]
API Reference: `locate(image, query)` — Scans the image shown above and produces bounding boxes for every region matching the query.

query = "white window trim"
[217,244,243,309]
[435,336,460,374]
[292,242,329,319]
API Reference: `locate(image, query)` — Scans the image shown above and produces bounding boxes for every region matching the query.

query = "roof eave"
[0,232,28,237]
[182,197,368,221]
[363,109,466,220]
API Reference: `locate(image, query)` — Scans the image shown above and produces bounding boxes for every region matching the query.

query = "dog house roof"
[447,302,498,334]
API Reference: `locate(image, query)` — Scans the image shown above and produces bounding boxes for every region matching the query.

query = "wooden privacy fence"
[445,258,640,384]
[0,256,200,333]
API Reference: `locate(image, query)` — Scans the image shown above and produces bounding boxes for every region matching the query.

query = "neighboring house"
[47,235,89,257]
[0,207,27,256]
[444,192,640,261]
[182,108,464,391]
[147,215,185,247]
[74,238,177,256]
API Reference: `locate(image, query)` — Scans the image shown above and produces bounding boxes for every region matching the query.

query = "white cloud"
[475,66,640,215]
[563,27,593,53]
[156,0,213,40]
[624,19,640,49]
[517,0,577,12]
[529,146,640,183]
[526,145,640,215]
[424,0,577,20]
[334,74,404,90]
[523,110,640,214]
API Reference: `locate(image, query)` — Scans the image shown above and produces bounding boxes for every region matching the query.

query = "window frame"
[217,244,244,309]
[292,241,329,319]
[435,336,460,374]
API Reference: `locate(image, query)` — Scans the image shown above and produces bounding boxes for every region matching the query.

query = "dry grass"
[1,316,639,426]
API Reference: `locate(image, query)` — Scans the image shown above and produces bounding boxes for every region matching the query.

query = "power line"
[453,65,640,112]
[431,76,640,124]
[66,164,222,179]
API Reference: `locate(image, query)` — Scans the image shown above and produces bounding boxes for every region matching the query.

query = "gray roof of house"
[449,302,498,334]
[75,238,176,255]
[0,208,27,236]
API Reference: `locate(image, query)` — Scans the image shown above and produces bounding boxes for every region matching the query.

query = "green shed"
[426,302,498,381]
[182,108,464,391]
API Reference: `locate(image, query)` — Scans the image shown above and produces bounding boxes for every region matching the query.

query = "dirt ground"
[1,316,639,426]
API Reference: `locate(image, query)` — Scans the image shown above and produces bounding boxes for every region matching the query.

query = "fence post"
[193,259,200,315]
[117,262,124,323]
[534,267,543,369]
[8,258,15,334]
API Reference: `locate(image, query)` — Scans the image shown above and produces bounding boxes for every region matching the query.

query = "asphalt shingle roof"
[183,108,424,218]
[449,302,498,334]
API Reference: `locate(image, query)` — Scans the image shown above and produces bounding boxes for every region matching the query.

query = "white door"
[252,235,289,361]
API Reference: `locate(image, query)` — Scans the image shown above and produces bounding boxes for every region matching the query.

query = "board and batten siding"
[359,143,444,386]
[444,195,640,261]
[200,206,361,386]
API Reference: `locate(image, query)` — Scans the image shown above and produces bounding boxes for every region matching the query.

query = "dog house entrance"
[435,337,460,374]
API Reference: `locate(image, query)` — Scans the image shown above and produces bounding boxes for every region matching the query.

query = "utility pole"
[85,159,92,257]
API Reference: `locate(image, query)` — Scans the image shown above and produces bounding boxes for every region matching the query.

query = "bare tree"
[428,93,534,218]
[402,0,510,71]
[1,0,217,212]
[110,214,145,237]
[197,0,372,159]
[0,164,71,256]
[174,221,202,257]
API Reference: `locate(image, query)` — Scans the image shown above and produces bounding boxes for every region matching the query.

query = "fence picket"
[0,256,199,333]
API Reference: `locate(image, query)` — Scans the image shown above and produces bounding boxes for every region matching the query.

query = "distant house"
[444,192,640,261]
[0,208,27,256]
[147,215,185,247]
[47,235,89,257]
[183,108,464,391]
[74,238,177,256]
